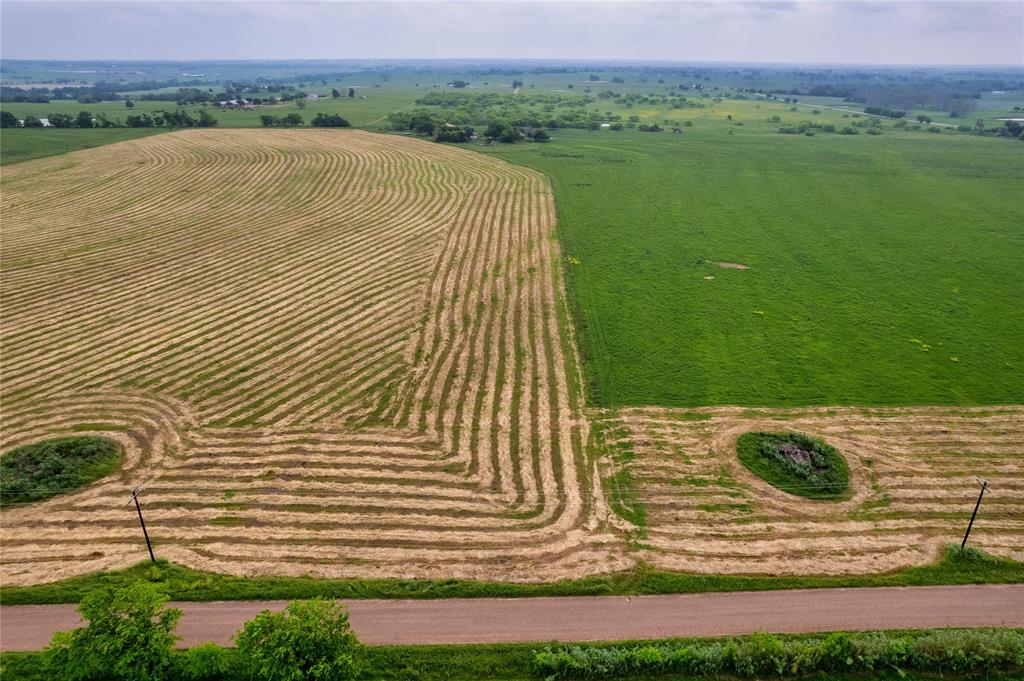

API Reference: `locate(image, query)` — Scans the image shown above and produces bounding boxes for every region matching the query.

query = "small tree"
[235,598,361,681]
[197,109,218,128]
[348,88,355,98]
[331,88,341,98]
[48,112,75,128]
[296,99,307,110]
[414,118,436,135]
[0,111,20,128]
[42,582,181,681]
[23,114,44,127]
[75,110,94,128]
[125,98,135,108]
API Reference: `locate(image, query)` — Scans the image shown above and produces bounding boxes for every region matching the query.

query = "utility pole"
[130,487,156,563]
[961,479,988,549]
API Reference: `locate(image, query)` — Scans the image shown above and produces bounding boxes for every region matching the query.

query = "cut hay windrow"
[0,129,625,586]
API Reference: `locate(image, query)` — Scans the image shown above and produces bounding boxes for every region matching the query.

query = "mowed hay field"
[0,129,628,586]
[1,128,1022,588]
[601,406,1024,575]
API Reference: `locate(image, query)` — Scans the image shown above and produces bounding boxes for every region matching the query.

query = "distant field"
[0,128,163,164]
[486,126,1024,407]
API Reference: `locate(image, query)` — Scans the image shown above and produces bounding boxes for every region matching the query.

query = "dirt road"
[2,584,1022,651]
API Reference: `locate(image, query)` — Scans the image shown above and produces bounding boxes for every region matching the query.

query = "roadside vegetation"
[2,547,1019,606]
[0,436,122,507]
[1,582,1020,681]
[736,432,848,500]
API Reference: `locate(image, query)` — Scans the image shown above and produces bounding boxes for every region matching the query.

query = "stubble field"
[1,128,1021,589]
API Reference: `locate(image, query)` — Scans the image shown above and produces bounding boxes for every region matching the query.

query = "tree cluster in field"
[387,107,552,144]
[737,432,848,498]
[0,437,121,507]
[389,93,604,141]
[0,109,217,129]
[961,118,1024,141]
[774,118,841,136]
[534,630,1024,679]
[863,106,906,118]
[260,113,304,127]
[596,90,706,111]
[259,112,350,128]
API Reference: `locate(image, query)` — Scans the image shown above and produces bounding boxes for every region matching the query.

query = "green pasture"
[0,127,164,165]
[484,119,1024,407]
[3,78,1020,410]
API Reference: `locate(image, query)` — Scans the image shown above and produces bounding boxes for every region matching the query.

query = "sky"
[1,1,1022,66]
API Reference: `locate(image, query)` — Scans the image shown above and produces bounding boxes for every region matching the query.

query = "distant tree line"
[0,108,217,129]
[863,106,906,118]
[0,79,205,104]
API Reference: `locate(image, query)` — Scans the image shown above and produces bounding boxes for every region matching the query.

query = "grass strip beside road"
[3,546,1020,605]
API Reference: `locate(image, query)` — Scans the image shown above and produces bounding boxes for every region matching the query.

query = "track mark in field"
[0,129,627,586]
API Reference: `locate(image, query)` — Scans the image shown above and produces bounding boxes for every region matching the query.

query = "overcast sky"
[1,1,1021,66]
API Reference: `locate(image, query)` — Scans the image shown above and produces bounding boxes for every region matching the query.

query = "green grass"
[2,546,1019,605]
[0,127,164,164]
[483,122,1024,407]
[736,432,848,500]
[0,436,122,507]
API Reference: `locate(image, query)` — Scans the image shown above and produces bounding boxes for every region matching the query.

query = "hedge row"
[534,629,1024,679]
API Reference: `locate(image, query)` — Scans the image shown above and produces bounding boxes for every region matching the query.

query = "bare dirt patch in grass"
[716,261,749,270]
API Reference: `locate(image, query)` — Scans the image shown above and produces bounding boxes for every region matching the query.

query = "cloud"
[1,1,1021,64]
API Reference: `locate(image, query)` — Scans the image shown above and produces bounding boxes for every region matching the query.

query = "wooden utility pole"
[961,480,988,549]
[130,487,156,563]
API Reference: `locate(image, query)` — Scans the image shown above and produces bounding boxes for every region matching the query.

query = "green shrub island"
[736,432,848,499]
[0,436,122,507]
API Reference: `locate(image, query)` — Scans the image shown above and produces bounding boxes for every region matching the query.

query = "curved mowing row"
[0,130,627,586]
[606,406,1024,575]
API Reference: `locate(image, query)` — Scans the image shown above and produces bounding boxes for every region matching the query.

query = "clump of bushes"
[736,431,848,499]
[777,120,836,135]
[36,585,362,681]
[41,582,182,680]
[310,113,350,127]
[0,436,121,506]
[534,629,1024,679]
[235,598,362,680]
